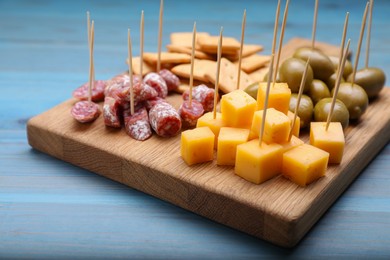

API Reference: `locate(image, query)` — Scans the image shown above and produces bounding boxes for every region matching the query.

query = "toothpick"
[273,0,290,84]
[88,21,95,103]
[259,54,275,147]
[139,10,144,81]
[337,12,349,71]
[189,22,196,108]
[326,39,351,131]
[128,29,134,116]
[271,0,281,56]
[311,0,319,49]
[288,58,310,142]
[236,9,246,90]
[365,0,374,68]
[157,0,164,72]
[351,2,369,86]
[87,12,95,89]
[213,27,223,120]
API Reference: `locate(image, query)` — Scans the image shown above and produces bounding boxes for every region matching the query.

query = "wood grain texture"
[27,39,390,247]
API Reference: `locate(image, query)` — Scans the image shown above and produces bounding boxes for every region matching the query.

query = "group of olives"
[245,46,386,129]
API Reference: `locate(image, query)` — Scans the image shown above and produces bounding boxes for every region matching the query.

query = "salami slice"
[149,102,182,137]
[143,72,168,98]
[71,100,101,123]
[144,97,168,111]
[103,96,122,128]
[182,84,216,112]
[72,80,107,102]
[158,69,180,92]
[123,107,152,141]
[178,100,204,128]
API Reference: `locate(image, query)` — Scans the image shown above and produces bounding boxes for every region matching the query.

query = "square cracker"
[143,52,191,65]
[171,59,216,82]
[197,35,240,54]
[221,44,265,61]
[249,66,270,82]
[126,56,155,76]
[204,57,254,93]
[170,32,210,49]
[166,44,214,60]
[234,54,271,73]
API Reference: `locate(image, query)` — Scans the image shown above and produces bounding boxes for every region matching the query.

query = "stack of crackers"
[128,32,271,94]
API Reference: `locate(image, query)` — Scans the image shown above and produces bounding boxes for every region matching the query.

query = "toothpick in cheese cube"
[196,111,227,149]
[287,110,300,137]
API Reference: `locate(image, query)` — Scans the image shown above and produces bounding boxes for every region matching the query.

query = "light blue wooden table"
[1,0,390,258]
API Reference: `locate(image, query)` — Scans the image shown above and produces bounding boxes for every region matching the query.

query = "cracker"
[171,59,216,82]
[204,57,254,93]
[197,35,240,54]
[170,32,210,49]
[166,44,214,60]
[242,44,264,57]
[173,79,214,94]
[249,66,270,82]
[234,54,271,73]
[127,56,155,76]
[143,52,191,65]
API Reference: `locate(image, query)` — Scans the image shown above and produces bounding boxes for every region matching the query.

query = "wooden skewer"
[213,27,223,120]
[128,29,134,116]
[87,12,95,88]
[139,10,144,81]
[271,0,281,57]
[337,12,349,71]
[259,54,275,147]
[236,9,246,90]
[288,58,310,142]
[157,0,164,72]
[326,39,351,131]
[189,22,197,108]
[351,2,369,86]
[311,0,319,50]
[88,21,95,103]
[272,0,290,84]
[365,0,374,68]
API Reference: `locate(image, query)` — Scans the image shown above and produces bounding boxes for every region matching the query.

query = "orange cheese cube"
[310,122,345,164]
[181,127,215,166]
[282,144,329,186]
[257,82,291,114]
[196,111,227,149]
[235,139,283,184]
[280,135,304,153]
[249,108,290,144]
[221,89,257,128]
[217,127,250,166]
[287,111,300,137]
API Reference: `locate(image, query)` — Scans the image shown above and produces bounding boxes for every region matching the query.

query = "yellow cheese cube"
[257,82,291,114]
[221,89,257,128]
[196,111,227,149]
[181,127,215,166]
[282,144,329,186]
[249,108,291,144]
[235,139,283,184]
[217,127,250,166]
[280,135,304,153]
[287,111,300,137]
[310,122,345,164]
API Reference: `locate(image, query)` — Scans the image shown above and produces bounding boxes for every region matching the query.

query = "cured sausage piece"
[182,84,216,112]
[143,72,168,98]
[104,73,140,98]
[144,97,168,111]
[73,80,107,102]
[71,100,101,123]
[106,82,157,108]
[149,102,182,137]
[103,96,122,128]
[178,100,204,128]
[123,107,152,141]
[158,69,180,92]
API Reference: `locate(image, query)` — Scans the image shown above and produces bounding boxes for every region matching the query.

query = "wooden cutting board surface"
[26,38,390,247]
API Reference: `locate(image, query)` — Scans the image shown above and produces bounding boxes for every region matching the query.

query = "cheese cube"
[280,135,304,153]
[235,139,283,184]
[181,127,215,166]
[282,144,329,186]
[196,111,227,149]
[287,111,300,137]
[310,122,345,164]
[257,82,291,114]
[249,108,291,144]
[217,127,250,166]
[221,89,257,128]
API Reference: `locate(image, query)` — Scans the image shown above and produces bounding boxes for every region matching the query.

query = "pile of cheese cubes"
[180,82,345,186]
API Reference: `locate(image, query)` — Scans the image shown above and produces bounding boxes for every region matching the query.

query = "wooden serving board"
[27,38,390,247]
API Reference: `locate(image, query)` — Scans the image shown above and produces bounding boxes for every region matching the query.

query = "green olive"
[293,47,335,81]
[289,94,313,128]
[332,82,369,120]
[263,71,280,82]
[347,67,386,99]
[309,79,331,105]
[329,56,353,79]
[326,72,345,90]
[244,82,259,100]
[279,57,314,93]
[314,98,349,129]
